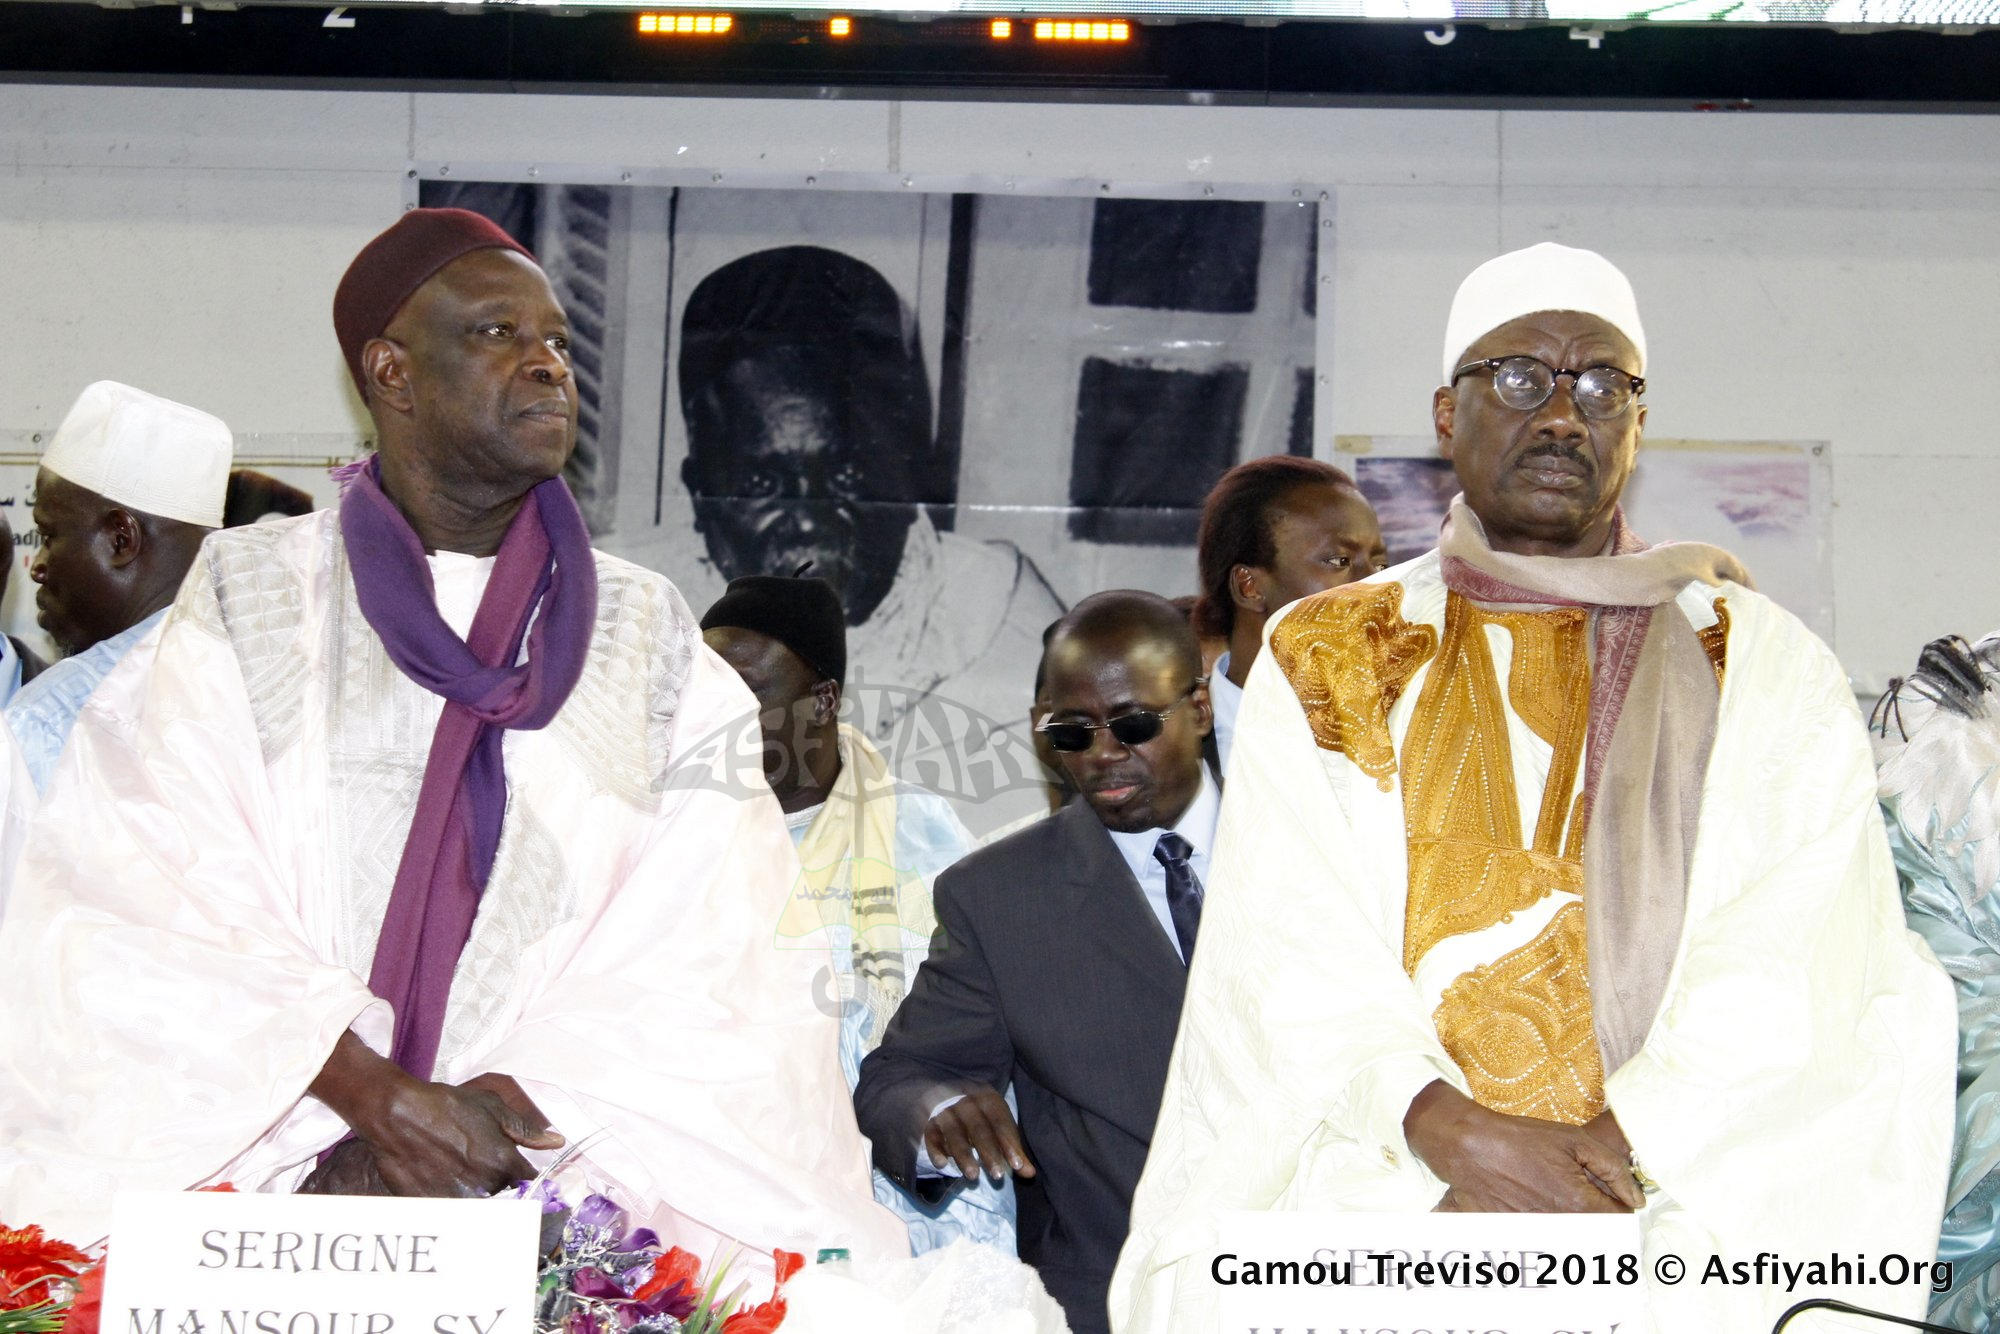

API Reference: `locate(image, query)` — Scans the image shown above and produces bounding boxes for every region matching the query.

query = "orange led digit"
[635,12,735,36]
[1031,16,1132,40]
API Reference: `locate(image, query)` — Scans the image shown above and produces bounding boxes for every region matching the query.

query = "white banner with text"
[103,1191,541,1334]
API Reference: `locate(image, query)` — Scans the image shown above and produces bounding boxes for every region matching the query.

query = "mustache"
[1516,441,1592,469]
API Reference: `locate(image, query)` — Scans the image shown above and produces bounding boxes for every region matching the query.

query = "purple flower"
[510,1179,569,1215]
[569,1269,625,1302]
[563,1195,631,1255]
[560,1310,603,1334]
[629,1282,695,1326]
[573,1195,626,1232]
[619,1229,659,1256]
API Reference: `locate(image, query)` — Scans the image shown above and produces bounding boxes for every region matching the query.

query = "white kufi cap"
[41,381,233,529]
[1441,242,1646,385]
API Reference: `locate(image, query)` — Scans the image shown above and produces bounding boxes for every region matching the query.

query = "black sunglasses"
[1036,681,1204,754]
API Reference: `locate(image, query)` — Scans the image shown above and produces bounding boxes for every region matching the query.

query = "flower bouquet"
[513,1185,795,1334]
[0,1225,94,1334]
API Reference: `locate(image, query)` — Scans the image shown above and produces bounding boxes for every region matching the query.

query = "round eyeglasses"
[1452,356,1644,421]
[1036,682,1203,754]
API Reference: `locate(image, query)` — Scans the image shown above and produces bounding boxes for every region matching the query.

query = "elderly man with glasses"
[1113,243,1957,1334]
[855,589,1218,1334]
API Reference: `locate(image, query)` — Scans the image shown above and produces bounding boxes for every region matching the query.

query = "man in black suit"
[854,590,1218,1334]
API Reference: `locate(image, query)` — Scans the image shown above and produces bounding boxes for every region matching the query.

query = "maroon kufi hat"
[332,207,535,394]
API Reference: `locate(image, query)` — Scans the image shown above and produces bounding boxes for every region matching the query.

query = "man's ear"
[361,337,414,414]
[812,679,840,727]
[1229,564,1265,616]
[103,508,143,570]
[1191,681,1214,737]
[1434,385,1458,461]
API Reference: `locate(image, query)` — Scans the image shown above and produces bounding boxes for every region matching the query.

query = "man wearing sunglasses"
[1116,243,1956,1334]
[856,590,1216,1334]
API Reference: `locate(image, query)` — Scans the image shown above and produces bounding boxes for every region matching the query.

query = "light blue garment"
[1209,651,1242,775]
[1878,698,2000,1332]
[1102,766,1221,966]
[788,781,1018,1257]
[8,609,165,794]
[0,634,23,709]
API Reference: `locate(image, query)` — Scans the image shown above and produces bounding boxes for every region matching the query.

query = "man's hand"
[362,1079,563,1198]
[308,1032,564,1198]
[1404,1080,1643,1213]
[298,1137,391,1196]
[1580,1108,1632,1162]
[924,1084,1037,1182]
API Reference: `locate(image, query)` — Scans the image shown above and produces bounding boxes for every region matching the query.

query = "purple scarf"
[340,457,598,1081]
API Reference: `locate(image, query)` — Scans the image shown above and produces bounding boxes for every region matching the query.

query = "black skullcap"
[700,575,848,686]
[681,245,914,379]
[677,246,931,470]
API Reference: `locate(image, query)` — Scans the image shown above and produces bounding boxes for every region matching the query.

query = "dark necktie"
[1152,831,1204,965]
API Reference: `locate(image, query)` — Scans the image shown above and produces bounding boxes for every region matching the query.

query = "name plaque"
[104,1191,541,1334]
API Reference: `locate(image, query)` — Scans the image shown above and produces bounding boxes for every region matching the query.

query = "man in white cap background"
[0,510,49,704]
[1111,243,1957,1332]
[0,504,41,920]
[6,379,232,793]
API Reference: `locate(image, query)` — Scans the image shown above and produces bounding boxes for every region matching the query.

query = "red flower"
[718,1296,785,1334]
[632,1247,702,1304]
[0,1226,90,1311]
[720,1252,801,1334]
[56,1262,104,1334]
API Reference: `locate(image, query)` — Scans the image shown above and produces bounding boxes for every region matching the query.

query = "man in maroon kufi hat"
[0,209,905,1270]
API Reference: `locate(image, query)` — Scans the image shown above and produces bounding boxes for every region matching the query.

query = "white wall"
[3,84,1995,692]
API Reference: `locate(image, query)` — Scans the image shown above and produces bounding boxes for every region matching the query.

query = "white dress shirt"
[1103,765,1221,964]
[1208,652,1243,777]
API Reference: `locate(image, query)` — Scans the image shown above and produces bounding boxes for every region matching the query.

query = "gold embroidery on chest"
[1400,594,1592,972]
[1269,581,1438,792]
[1431,902,1605,1125]
[1697,598,1730,688]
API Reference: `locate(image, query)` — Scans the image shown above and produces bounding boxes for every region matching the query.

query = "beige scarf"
[1437,497,1750,1073]
[787,723,932,1048]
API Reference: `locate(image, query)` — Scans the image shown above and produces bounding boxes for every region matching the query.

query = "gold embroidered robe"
[1392,592,1604,1123]
[1111,549,1956,1334]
